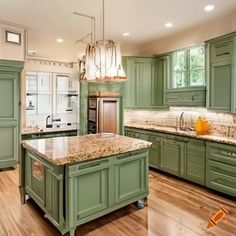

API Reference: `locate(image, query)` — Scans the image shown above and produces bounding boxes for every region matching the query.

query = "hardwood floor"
[0,166,235,236]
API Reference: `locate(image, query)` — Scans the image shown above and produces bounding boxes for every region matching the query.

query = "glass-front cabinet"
[56,74,78,114]
[25,71,78,129]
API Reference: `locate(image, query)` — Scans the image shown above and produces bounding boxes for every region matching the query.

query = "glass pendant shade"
[81,40,126,81]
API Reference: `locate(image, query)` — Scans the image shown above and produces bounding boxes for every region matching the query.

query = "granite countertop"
[22,125,78,135]
[125,123,236,146]
[22,133,152,166]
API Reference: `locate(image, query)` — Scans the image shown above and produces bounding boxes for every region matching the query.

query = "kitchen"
[0,0,236,235]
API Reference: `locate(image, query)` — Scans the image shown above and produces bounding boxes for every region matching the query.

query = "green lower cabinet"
[185,139,206,185]
[206,142,236,197]
[147,135,161,168]
[114,152,148,204]
[0,122,18,168]
[125,127,206,186]
[67,160,110,225]
[160,138,185,177]
[23,148,149,235]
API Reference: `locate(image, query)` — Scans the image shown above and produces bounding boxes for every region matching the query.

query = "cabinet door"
[125,58,157,108]
[67,159,109,223]
[0,72,18,121]
[160,138,185,176]
[0,122,18,168]
[210,38,233,63]
[147,135,161,168]
[186,139,205,185]
[25,152,46,207]
[206,142,236,197]
[114,152,148,204]
[209,60,232,111]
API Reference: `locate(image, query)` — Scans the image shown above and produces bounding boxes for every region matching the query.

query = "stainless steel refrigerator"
[88,95,120,134]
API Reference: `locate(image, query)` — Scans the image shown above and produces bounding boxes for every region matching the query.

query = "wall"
[139,8,236,56]
[0,22,25,61]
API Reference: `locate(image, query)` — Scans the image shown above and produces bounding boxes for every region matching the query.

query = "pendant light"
[81,0,126,81]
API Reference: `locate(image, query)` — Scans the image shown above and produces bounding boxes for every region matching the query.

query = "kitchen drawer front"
[210,38,233,62]
[206,160,236,197]
[207,143,236,166]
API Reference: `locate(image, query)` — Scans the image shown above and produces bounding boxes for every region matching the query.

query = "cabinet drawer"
[206,161,236,197]
[210,39,233,62]
[207,145,236,166]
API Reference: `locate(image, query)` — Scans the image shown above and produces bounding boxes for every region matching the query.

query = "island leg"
[136,199,145,209]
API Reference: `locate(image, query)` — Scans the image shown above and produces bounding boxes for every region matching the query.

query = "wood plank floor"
[0,166,235,236]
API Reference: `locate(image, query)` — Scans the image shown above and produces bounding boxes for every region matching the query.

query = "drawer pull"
[79,160,108,170]
[219,150,236,157]
[216,52,230,57]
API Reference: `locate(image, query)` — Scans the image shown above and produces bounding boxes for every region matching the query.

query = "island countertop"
[22,133,152,166]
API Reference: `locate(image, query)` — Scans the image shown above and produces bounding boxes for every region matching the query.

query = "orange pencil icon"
[207,207,229,228]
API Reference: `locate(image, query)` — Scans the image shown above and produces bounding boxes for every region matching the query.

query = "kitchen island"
[19,133,152,235]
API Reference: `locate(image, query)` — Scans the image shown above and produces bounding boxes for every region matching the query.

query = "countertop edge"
[125,124,236,146]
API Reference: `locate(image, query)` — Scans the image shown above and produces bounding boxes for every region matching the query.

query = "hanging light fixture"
[81,0,126,81]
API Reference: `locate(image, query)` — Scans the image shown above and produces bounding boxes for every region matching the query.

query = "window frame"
[170,45,205,89]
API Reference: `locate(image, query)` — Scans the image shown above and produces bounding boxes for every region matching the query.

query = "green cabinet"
[147,135,161,168]
[22,147,149,235]
[206,142,236,197]
[67,159,109,223]
[0,60,24,169]
[186,139,205,185]
[24,150,65,226]
[124,127,206,185]
[165,87,206,107]
[114,152,148,204]
[207,34,236,112]
[160,138,186,177]
[124,57,162,108]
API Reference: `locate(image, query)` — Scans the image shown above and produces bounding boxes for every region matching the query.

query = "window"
[172,46,205,88]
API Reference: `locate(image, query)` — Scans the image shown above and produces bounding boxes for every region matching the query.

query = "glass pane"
[173,72,187,88]
[190,70,205,86]
[190,47,205,70]
[173,50,186,72]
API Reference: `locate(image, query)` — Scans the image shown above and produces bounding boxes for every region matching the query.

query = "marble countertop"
[22,133,152,166]
[125,123,236,146]
[22,125,78,135]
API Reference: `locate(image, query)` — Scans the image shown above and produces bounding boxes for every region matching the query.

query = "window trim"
[170,45,206,89]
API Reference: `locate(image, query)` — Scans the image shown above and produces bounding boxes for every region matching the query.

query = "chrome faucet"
[46,115,61,128]
[46,115,53,128]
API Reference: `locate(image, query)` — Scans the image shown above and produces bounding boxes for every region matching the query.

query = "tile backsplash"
[124,107,236,138]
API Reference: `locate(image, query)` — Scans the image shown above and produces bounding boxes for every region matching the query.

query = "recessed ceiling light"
[56,38,64,43]
[122,32,130,37]
[204,4,215,11]
[165,22,173,28]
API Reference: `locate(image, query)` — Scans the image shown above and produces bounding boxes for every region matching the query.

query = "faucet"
[179,111,185,131]
[46,115,53,128]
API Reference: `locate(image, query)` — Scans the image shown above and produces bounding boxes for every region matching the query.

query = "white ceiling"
[1,0,236,60]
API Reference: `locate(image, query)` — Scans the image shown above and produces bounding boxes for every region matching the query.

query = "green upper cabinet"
[0,60,24,169]
[123,57,163,108]
[206,33,236,112]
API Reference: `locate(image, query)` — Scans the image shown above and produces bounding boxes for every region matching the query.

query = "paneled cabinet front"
[0,60,24,168]
[160,138,186,177]
[124,127,206,184]
[207,34,236,112]
[206,142,236,197]
[124,57,160,108]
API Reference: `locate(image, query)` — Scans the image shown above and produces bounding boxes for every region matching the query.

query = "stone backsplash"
[124,107,236,138]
